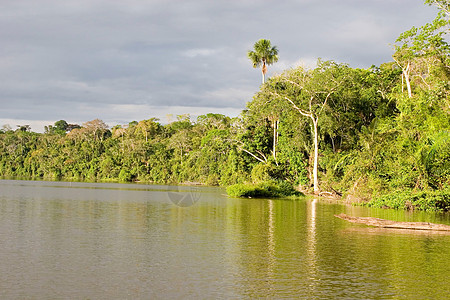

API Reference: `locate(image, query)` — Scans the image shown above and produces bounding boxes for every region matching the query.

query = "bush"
[226,180,304,198]
[251,163,273,183]
[118,169,132,182]
[360,187,450,212]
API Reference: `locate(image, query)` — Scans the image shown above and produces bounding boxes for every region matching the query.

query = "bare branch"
[268,91,311,117]
[241,148,267,163]
[319,87,338,115]
[413,74,432,89]
[255,150,268,162]
[282,78,302,87]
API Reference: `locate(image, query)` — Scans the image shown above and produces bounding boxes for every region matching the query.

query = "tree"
[16,125,31,132]
[44,120,70,135]
[196,113,231,130]
[83,119,109,142]
[238,115,272,164]
[2,124,12,132]
[259,61,349,193]
[247,39,279,84]
[54,120,68,132]
[425,0,449,15]
[136,118,160,142]
[394,0,450,98]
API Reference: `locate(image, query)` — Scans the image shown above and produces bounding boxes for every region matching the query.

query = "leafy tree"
[259,60,349,193]
[394,0,449,98]
[136,118,160,142]
[54,120,69,133]
[238,112,273,164]
[45,120,69,135]
[247,39,279,83]
[17,125,31,132]
[83,119,110,142]
[196,113,231,130]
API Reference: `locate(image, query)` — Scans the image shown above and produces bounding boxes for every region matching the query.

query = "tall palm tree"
[247,39,279,84]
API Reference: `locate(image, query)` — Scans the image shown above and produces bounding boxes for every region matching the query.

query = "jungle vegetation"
[1,1,449,210]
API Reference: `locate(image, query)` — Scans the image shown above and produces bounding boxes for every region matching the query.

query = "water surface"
[0,180,449,299]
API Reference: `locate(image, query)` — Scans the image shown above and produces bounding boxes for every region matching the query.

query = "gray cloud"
[0,0,439,131]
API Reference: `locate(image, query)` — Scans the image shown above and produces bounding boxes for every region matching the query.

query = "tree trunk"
[404,62,412,98]
[312,116,319,194]
[261,61,267,84]
[272,119,278,164]
[394,57,412,98]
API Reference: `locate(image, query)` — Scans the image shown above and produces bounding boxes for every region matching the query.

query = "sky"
[0,0,439,132]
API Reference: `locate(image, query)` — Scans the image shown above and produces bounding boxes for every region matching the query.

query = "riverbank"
[353,188,450,212]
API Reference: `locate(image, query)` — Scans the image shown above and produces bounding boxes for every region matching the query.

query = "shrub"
[360,187,450,212]
[226,180,303,198]
[251,163,272,183]
[118,169,132,182]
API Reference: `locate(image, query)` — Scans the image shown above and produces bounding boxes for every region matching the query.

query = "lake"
[0,179,449,299]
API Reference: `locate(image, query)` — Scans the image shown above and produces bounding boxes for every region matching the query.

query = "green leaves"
[226,180,303,198]
[363,188,450,212]
[247,39,279,68]
[394,0,450,98]
[248,39,279,82]
[418,131,450,188]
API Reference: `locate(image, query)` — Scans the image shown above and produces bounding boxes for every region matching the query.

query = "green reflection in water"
[0,180,449,299]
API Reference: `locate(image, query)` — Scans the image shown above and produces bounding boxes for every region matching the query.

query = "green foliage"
[0,115,248,185]
[247,39,279,82]
[118,169,133,182]
[418,130,450,188]
[361,187,450,212]
[276,123,309,185]
[251,163,273,183]
[226,180,303,198]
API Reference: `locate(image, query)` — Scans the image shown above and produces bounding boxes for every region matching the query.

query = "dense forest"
[1,1,449,210]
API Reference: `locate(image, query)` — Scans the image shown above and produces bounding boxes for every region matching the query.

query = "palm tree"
[247,39,279,84]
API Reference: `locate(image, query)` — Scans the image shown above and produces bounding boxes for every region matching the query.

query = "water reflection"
[267,199,275,284]
[0,180,449,299]
[306,198,318,293]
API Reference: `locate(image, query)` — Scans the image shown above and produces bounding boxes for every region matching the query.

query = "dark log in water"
[335,213,450,231]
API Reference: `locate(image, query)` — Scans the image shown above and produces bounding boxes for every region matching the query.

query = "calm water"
[0,180,449,299]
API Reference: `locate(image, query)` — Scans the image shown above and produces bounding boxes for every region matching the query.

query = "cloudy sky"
[0,0,438,131]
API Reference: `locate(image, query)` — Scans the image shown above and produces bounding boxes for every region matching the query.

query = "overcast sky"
[0,0,439,132]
